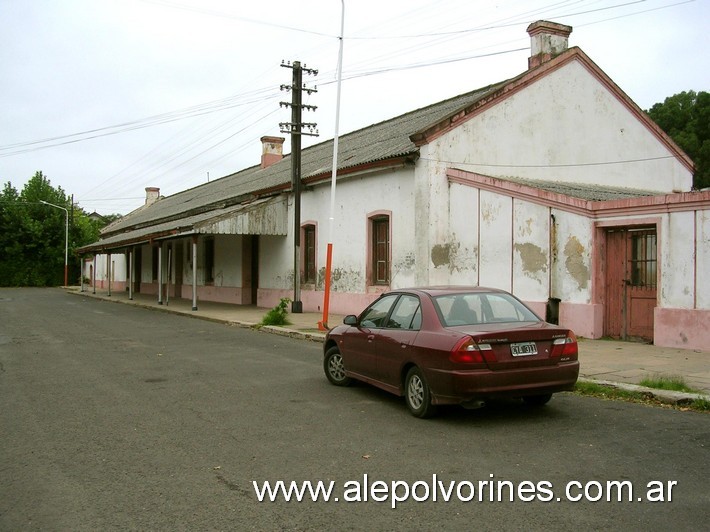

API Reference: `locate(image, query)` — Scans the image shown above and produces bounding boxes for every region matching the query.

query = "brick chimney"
[145,187,160,206]
[260,136,285,168]
[527,20,573,69]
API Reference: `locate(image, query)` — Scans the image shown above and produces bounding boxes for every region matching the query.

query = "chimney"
[527,20,573,69]
[145,187,160,206]
[260,136,285,168]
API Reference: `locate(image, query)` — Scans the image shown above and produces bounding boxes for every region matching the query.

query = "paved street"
[1,288,709,530]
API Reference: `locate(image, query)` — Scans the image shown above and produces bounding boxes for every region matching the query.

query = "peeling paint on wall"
[392,252,416,284]
[514,242,547,280]
[431,235,477,274]
[431,243,453,267]
[564,236,589,290]
[318,267,364,293]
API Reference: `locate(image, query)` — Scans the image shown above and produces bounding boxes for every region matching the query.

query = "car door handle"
[367,335,375,342]
[400,343,408,349]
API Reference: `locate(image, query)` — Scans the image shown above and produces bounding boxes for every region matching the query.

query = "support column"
[93,255,96,294]
[158,245,163,305]
[107,253,112,297]
[128,249,134,300]
[192,236,198,311]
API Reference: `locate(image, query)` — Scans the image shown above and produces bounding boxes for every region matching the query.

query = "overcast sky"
[1,0,708,215]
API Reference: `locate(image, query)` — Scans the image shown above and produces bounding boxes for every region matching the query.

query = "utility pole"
[280,60,318,314]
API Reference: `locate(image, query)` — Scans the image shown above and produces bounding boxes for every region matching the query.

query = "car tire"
[522,393,553,406]
[324,346,353,386]
[404,367,437,418]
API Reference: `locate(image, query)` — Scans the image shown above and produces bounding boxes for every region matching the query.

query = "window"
[303,224,316,284]
[435,293,538,327]
[204,237,215,284]
[360,294,399,328]
[630,230,657,288]
[387,295,422,330]
[371,215,390,285]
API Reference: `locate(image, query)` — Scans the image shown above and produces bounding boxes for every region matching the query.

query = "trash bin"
[546,297,561,324]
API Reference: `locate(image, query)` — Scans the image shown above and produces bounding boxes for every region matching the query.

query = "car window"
[435,293,538,326]
[359,294,399,328]
[386,295,421,330]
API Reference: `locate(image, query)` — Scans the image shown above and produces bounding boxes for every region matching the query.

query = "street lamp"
[40,200,69,286]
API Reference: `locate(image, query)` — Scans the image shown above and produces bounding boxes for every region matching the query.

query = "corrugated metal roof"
[78,196,287,252]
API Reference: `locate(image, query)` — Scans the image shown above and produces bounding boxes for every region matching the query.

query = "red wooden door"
[603,228,657,341]
[626,229,657,339]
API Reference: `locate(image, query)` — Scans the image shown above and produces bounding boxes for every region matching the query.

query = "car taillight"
[550,333,578,359]
[450,337,492,364]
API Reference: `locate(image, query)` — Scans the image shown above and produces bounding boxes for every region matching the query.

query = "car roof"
[392,286,509,297]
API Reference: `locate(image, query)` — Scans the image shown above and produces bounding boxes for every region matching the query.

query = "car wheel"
[522,393,553,406]
[324,346,353,386]
[405,367,437,418]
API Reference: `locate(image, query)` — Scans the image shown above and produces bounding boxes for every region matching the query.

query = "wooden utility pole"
[280,60,318,313]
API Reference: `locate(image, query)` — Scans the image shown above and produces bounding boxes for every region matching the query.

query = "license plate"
[511,342,538,356]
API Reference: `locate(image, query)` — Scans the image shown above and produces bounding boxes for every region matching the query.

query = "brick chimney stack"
[527,20,573,69]
[260,136,285,168]
[145,187,160,206]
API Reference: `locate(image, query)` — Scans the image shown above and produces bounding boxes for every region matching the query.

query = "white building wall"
[211,235,242,287]
[258,167,416,313]
[429,60,691,193]
[447,182,479,285]
[697,209,710,309]
[478,191,513,292]
[550,212,593,304]
[512,200,549,303]
[660,211,696,308]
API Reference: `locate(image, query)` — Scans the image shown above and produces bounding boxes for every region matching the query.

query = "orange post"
[318,243,333,331]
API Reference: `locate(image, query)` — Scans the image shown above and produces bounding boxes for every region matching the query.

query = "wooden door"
[626,229,657,339]
[603,228,657,340]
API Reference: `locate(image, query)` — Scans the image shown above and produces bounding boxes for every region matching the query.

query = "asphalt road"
[1,288,708,531]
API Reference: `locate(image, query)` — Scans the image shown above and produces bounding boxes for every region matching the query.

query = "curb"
[578,377,710,405]
[67,289,709,405]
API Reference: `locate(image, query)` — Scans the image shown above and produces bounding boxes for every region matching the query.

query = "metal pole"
[319,1,345,331]
[93,255,96,294]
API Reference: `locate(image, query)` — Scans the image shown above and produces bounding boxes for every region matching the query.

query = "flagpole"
[318,0,345,331]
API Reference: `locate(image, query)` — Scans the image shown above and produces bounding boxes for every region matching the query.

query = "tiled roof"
[498,176,659,201]
[100,80,510,237]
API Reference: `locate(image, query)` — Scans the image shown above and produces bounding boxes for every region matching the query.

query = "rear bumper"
[426,362,580,405]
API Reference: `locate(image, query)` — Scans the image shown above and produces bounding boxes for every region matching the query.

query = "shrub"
[261,298,291,326]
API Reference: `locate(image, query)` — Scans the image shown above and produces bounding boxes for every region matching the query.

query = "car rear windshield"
[434,292,540,327]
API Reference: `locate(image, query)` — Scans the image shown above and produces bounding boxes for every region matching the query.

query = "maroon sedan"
[323,287,579,418]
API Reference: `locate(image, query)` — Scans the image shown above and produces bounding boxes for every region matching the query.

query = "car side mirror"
[343,315,358,326]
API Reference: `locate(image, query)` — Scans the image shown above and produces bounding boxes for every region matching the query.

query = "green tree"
[0,171,108,286]
[647,90,710,189]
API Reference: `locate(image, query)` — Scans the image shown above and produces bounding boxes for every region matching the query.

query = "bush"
[261,298,291,326]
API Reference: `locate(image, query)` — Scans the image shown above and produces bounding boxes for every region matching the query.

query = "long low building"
[79,20,710,351]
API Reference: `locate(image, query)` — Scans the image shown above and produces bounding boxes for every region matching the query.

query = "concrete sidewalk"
[67,287,710,402]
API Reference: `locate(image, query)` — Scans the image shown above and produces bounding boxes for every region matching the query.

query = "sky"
[1,0,708,215]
